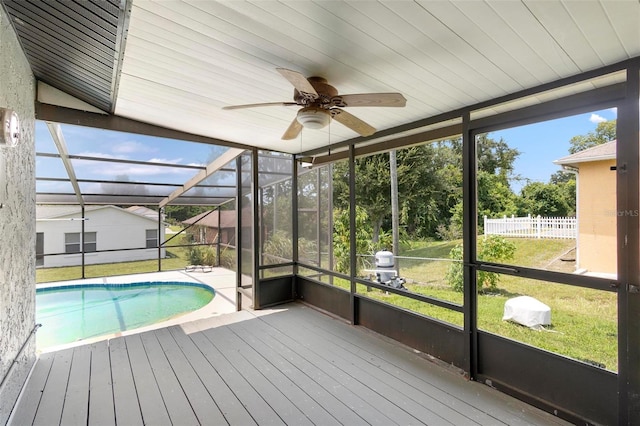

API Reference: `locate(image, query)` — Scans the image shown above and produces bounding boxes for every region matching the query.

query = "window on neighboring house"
[146,229,158,248]
[36,232,44,266]
[64,232,97,253]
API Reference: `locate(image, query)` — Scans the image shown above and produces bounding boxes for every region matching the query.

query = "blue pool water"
[36,282,214,348]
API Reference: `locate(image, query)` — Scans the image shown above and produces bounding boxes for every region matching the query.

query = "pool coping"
[36,269,237,353]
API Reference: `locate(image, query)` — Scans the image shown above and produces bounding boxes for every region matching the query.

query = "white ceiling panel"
[102,0,640,153]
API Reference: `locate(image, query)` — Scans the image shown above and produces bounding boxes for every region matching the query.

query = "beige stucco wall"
[0,8,36,423]
[577,159,617,275]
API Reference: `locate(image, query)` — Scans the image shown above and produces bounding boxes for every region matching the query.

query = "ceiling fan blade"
[282,117,303,140]
[338,93,406,107]
[222,102,297,110]
[276,68,318,99]
[331,109,376,136]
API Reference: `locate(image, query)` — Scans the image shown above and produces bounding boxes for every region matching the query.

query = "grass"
[356,238,618,371]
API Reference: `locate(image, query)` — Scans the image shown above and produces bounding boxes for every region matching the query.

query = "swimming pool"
[36,281,214,348]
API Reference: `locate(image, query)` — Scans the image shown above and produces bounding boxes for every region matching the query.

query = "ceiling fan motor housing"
[294,76,339,106]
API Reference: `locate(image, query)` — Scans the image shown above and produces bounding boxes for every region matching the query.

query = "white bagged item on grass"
[503,296,551,328]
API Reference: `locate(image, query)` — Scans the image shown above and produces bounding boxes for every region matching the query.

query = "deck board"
[60,345,91,426]
[108,337,143,426]
[153,327,228,425]
[261,307,496,424]
[33,348,74,426]
[264,305,536,425]
[8,352,55,425]
[200,325,315,426]
[87,341,115,426]
[227,319,366,425]
[138,331,200,426]
[9,302,571,426]
[189,329,286,425]
[167,325,256,426]
[124,333,172,426]
[260,312,464,424]
[239,312,409,425]
[220,323,342,426]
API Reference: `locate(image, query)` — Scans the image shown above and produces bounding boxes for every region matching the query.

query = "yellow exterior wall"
[577,159,617,275]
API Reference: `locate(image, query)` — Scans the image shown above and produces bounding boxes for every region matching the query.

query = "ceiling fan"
[222,68,407,140]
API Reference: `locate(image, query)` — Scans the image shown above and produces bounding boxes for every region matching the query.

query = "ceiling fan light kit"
[223,68,406,140]
[296,107,331,129]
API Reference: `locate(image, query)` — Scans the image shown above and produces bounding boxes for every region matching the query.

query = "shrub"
[202,246,217,266]
[446,235,516,292]
[187,246,204,265]
[436,222,462,241]
[220,249,236,271]
[263,230,293,264]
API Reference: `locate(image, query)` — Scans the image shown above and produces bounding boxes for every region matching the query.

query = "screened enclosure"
[20,22,639,426]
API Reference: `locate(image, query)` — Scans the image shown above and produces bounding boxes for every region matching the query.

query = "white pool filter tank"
[374,249,406,289]
[375,250,395,282]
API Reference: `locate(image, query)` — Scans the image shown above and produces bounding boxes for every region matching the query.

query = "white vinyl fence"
[484,214,576,239]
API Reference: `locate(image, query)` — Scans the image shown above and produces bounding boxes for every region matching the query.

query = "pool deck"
[9,302,571,426]
[36,268,237,353]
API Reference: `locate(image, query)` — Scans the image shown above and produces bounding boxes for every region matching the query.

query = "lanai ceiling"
[3,0,639,155]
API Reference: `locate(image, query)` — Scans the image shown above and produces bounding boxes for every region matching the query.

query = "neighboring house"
[554,141,616,276]
[182,209,237,245]
[36,205,166,268]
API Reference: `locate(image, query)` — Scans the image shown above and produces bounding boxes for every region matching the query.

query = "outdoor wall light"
[1,107,21,147]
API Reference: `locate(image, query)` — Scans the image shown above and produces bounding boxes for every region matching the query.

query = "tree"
[476,134,520,178]
[474,135,521,229]
[333,206,374,275]
[517,181,571,217]
[568,120,616,154]
[549,170,577,216]
[164,205,210,223]
[333,134,521,241]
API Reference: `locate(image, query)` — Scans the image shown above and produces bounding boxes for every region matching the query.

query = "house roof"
[36,204,159,223]
[125,206,161,218]
[36,205,104,220]
[553,140,616,167]
[182,209,238,229]
[4,1,639,156]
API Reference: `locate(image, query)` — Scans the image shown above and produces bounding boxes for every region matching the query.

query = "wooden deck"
[9,303,570,425]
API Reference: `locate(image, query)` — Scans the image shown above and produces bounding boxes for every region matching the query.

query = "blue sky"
[35,122,229,190]
[36,106,617,193]
[490,107,618,192]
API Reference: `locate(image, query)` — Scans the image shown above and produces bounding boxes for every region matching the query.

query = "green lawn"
[359,238,618,371]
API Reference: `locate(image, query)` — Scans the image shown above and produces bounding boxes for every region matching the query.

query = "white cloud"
[148,158,184,164]
[111,141,156,154]
[75,152,125,159]
[73,161,196,178]
[589,113,607,123]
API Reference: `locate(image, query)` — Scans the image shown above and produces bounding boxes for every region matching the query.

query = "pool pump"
[374,249,406,290]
